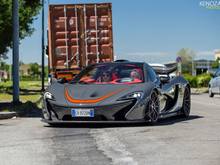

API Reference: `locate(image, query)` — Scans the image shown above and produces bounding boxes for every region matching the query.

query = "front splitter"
[41,118,146,124]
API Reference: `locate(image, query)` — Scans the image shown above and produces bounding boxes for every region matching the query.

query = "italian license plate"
[71,109,94,117]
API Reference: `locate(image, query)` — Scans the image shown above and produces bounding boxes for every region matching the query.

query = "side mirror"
[160,76,170,83]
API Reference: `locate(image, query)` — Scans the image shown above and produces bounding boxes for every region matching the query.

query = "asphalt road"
[0,94,220,165]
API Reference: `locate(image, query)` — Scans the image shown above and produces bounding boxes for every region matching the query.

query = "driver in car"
[130,69,143,82]
[96,71,112,82]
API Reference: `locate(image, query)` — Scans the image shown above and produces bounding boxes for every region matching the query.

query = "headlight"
[118,91,144,100]
[44,92,55,100]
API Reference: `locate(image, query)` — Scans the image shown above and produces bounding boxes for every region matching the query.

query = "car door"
[212,70,220,93]
[211,74,217,93]
[215,70,220,94]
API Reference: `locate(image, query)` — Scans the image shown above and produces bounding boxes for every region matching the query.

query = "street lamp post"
[12,0,20,103]
[41,0,45,91]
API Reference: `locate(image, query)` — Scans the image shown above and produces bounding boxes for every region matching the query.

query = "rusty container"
[48,3,114,79]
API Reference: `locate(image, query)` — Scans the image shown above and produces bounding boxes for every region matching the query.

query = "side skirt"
[159,109,182,119]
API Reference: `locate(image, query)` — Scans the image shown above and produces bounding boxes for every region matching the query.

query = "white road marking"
[90,129,138,165]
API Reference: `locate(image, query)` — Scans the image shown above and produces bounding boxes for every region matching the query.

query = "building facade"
[194,59,215,75]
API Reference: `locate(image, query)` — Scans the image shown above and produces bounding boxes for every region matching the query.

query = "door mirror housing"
[160,76,170,83]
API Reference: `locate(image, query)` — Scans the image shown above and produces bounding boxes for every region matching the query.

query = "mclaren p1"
[42,61,191,124]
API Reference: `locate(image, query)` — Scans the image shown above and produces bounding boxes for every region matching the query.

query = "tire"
[209,87,214,97]
[181,86,191,117]
[146,91,160,123]
[48,123,59,127]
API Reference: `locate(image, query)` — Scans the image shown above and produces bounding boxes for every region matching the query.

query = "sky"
[5,0,220,64]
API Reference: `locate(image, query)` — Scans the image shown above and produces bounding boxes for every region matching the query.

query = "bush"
[183,74,211,88]
[183,74,197,88]
[197,74,211,87]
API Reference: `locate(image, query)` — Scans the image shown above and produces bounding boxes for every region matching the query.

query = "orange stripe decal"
[65,87,126,104]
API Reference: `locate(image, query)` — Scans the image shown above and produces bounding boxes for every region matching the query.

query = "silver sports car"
[42,61,191,124]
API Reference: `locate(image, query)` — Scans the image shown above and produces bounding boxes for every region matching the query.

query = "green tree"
[0,61,10,71]
[44,66,48,79]
[177,48,196,74]
[0,0,41,59]
[212,57,220,69]
[29,62,40,77]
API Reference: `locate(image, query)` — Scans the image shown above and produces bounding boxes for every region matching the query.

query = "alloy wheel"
[182,87,191,117]
[209,87,214,97]
[147,92,160,123]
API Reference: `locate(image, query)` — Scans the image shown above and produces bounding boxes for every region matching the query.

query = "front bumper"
[42,98,147,122]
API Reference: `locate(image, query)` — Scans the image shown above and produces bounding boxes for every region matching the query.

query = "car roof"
[93,61,147,66]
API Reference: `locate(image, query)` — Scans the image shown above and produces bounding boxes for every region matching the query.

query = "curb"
[191,88,208,95]
[0,112,17,120]
[191,92,208,95]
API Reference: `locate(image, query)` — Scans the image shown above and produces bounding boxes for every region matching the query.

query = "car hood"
[47,82,152,107]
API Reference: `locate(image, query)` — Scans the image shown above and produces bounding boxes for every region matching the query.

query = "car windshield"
[72,63,144,84]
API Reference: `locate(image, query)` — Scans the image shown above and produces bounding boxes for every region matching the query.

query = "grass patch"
[0,81,44,116]
[0,81,42,92]
[0,93,43,114]
[0,93,41,103]
[0,80,44,102]
[0,101,43,117]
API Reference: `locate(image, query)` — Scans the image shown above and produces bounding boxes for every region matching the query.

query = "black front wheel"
[181,86,191,117]
[209,87,214,97]
[146,91,160,123]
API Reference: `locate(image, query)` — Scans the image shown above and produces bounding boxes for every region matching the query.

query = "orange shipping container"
[48,3,114,79]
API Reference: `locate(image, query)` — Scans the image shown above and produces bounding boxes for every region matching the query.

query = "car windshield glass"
[72,63,144,84]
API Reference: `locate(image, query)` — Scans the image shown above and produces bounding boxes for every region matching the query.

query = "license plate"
[71,109,94,117]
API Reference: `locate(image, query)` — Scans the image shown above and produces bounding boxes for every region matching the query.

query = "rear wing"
[150,63,177,75]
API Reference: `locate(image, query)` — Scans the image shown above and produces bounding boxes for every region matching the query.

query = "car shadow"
[44,115,203,128]
[155,115,203,126]
[44,121,148,128]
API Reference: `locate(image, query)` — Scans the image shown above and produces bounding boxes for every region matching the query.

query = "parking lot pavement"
[0,94,220,165]
[91,94,220,165]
